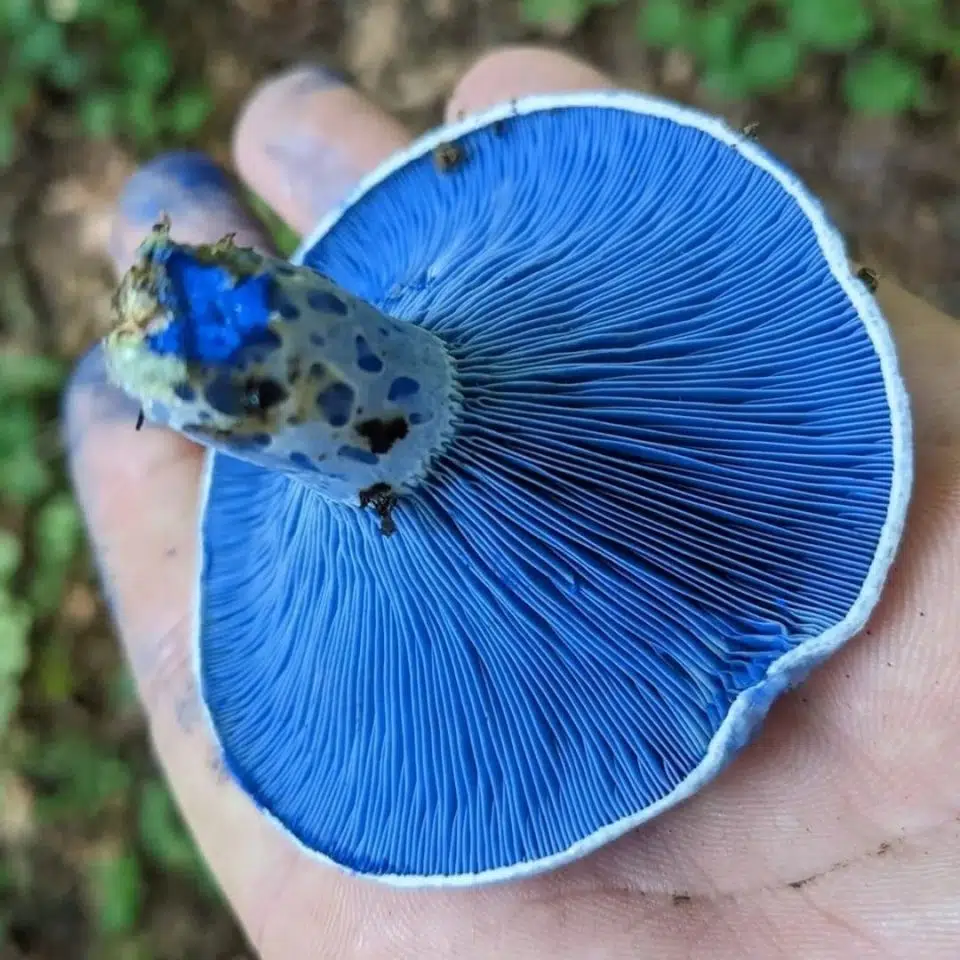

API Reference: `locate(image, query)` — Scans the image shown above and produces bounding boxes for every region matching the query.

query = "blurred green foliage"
[0,352,220,949]
[0,354,66,739]
[0,0,212,167]
[521,0,959,114]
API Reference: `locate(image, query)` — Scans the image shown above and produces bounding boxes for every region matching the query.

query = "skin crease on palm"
[62,45,960,960]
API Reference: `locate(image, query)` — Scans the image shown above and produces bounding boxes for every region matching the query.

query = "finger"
[232,64,411,236]
[110,150,275,271]
[63,346,318,940]
[72,156,309,932]
[445,45,614,121]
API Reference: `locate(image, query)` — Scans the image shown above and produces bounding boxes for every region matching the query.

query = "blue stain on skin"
[118,151,234,223]
[387,376,420,402]
[355,335,383,373]
[316,382,354,427]
[285,63,347,95]
[144,246,282,365]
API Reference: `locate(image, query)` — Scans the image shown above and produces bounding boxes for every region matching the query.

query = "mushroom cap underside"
[193,93,912,886]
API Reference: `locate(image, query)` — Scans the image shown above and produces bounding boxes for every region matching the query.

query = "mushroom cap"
[194,92,912,886]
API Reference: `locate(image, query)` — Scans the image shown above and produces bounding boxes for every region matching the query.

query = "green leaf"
[123,87,160,145]
[0,112,16,169]
[0,591,32,678]
[637,0,695,48]
[0,400,40,455]
[108,664,139,712]
[24,735,133,821]
[0,353,65,396]
[99,0,146,38]
[0,74,33,113]
[16,18,65,70]
[80,91,120,139]
[37,636,74,702]
[738,31,802,92]
[120,38,173,91]
[784,0,872,52]
[0,531,22,584]
[166,88,212,136]
[29,567,68,615]
[47,50,89,90]
[0,681,20,736]
[0,448,52,505]
[138,780,200,872]
[843,50,925,114]
[520,0,588,26]
[0,0,37,34]
[695,9,739,68]
[88,850,143,936]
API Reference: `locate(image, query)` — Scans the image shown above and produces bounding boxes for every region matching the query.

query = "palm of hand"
[65,48,960,958]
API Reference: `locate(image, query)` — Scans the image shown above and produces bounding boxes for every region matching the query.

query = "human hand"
[65,45,960,959]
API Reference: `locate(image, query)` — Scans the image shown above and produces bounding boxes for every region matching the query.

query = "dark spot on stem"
[243,377,287,414]
[355,415,408,455]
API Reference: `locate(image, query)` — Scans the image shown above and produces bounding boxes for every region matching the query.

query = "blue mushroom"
[102,92,912,887]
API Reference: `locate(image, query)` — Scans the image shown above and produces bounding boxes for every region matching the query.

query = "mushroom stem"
[103,220,460,509]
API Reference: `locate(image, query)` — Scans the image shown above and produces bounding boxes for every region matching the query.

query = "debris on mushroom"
[857,266,880,293]
[433,140,465,172]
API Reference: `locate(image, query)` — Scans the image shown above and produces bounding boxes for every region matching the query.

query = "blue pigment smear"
[145,246,281,365]
[118,151,232,223]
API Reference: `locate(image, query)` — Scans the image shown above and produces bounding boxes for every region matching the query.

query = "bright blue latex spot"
[145,247,280,365]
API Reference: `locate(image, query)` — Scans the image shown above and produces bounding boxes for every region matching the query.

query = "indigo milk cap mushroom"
[102,91,913,887]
